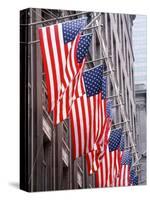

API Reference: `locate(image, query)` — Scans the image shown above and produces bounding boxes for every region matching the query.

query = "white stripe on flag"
[42,28,55,108]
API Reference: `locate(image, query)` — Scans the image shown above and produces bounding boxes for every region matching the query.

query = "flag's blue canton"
[106,100,112,119]
[109,128,122,152]
[63,18,87,44]
[76,34,92,63]
[121,150,132,166]
[83,65,103,97]
[130,169,136,183]
[102,76,107,99]
[120,134,125,151]
[133,175,138,185]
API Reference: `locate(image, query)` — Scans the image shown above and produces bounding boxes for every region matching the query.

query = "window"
[62,138,69,167]
[124,37,128,71]
[117,14,120,40]
[120,18,124,56]
[118,54,122,93]
[110,80,114,97]
[126,89,129,118]
[101,13,106,44]
[114,98,119,122]
[77,163,83,188]
[43,117,52,141]
[122,74,126,107]
[42,136,52,190]
[61,166,69,189]
[128,51,130,76]
[113,34,116,67]
[130,105,133,130]
[63,120,69,144]
[107,14,112,55]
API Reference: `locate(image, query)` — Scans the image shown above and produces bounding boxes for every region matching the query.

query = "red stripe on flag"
[86,153,91,175]
[46,27,59,103]
[87,98,92,152]
[100,163,104,187]
[61,44,70,91]
[38,28,51,112]
[109,151,113,186]
[61,35,81,92]
[54,25,64,86]
[80,97,87,154]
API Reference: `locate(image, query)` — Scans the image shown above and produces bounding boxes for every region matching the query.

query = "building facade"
[132,15,147,86]
[132,15,147,184]
[20,8,140,192]
[135,84,146,184]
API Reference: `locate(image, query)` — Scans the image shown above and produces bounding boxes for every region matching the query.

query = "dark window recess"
[61,166,69,190]
[62,138,69,167]
[63,121,69,144]
[110,81,113,96]
[107,14,111,55]
[42,135,52,191]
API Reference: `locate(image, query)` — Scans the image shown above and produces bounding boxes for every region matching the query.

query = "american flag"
[95,128,123,187]
[95,77,108,143]
[86,99,112,175]
[53,69,84,125]
[109,129,124,187]
[38,18,87,112]
[86,77,112,175]
[118,149,132,186]
[113,133,125,186]
[53,34,92,125]
[69,65,104,159]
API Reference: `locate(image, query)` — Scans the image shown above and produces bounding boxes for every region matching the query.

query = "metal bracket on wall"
[92,12,139,163]
[111,120,130,128]
[85,55,112,64]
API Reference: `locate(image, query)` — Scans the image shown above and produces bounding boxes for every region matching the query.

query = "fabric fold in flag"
[53,64,103,125]
[86,99,112,175]
[118,149,132,186]
[70,93,102,159]
[61,33,92,94]
[95,77,108,143]
[53,67,85,125]
[38,17,87,112]
[95,128,123,187]
[53,35,93,125]
[86,117,112,175]
[86,77,112,175]
[113,133,125,186]
[69,65,104,159]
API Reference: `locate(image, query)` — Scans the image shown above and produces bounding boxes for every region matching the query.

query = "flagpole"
[20,33,93,45]
[85,56,112,64]
[20,11,92,26]
[111,120,130,127]
[93,12,140,163]
[112,103,124,108]
[107,94,122,99]
[20,12,103,45]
